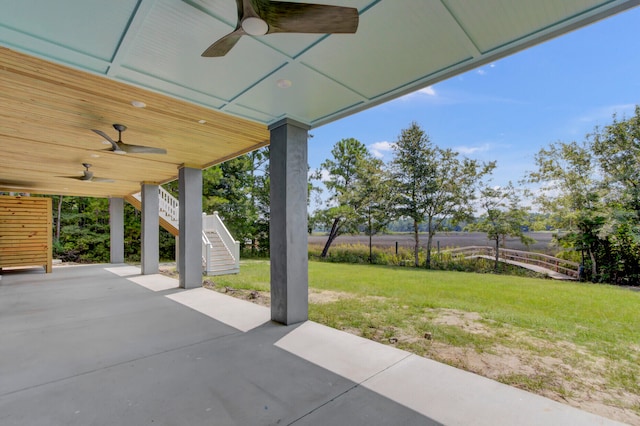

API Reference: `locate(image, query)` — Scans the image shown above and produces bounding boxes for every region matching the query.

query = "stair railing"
[131,187,179,230]
[202,230,213,271]
[202,212,240,264]
[158,186,179,229]
[131,188,239,275]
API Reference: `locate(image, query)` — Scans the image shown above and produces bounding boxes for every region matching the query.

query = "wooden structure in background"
[0,196,52,273]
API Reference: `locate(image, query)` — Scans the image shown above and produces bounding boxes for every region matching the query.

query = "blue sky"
[307,6,640,211]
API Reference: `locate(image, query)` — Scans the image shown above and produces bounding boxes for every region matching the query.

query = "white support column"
[109,197,124,264]
[269,118,309,325]
[178,166,203,289]
[141,183,159,275]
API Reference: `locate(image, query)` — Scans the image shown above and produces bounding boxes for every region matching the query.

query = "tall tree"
[201,155,257,250]
[247,148,270,254]
[356,158,395,262]
[591,106,640,214]
[590,106,640,283]
[390,123,435,266]
[471,182,533,271]
[525,140,606,279]
[312,138,382,257]
[391,122,494,267]
[164,149,271,255]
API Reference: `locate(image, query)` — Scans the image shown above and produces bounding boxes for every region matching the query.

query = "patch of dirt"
[201,279,272,307]
[159,266,178,278]
[309,289,353,304]
[314,301,640,425]
[410,310,640,425]
[431,308,494,336]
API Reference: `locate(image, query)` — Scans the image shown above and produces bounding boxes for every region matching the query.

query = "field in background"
[309,231,558,254]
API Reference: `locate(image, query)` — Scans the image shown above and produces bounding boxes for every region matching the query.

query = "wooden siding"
[0,196,52,273]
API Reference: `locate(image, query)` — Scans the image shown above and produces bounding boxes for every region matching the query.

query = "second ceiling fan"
[202,0,359,57]
[62,163,114,183]
[92,124,167,155]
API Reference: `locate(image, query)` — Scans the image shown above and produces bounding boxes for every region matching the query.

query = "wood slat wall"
[0,196,52,273]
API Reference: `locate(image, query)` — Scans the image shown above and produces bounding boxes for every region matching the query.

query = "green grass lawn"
[210,259,640,418]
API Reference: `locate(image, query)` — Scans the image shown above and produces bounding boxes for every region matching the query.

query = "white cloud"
[476,63,496,76]
[399,85,437,101]
[319,169,331,182]
[577,104,635,123]
[454,143,491,155]
[308,168,331,182]
[564,104,636,136]
[369,141,394,158]
[418,86,436,96]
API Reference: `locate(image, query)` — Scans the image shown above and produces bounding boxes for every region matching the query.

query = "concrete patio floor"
[0,264,624,425]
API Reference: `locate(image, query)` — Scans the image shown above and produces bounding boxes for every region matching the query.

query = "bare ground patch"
[391,308,640,425]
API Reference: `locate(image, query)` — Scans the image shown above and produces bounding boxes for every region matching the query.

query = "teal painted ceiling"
[1,0,639,198]
[2,0,638,128]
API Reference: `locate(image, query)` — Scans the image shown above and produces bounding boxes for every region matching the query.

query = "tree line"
[311,107,640,285]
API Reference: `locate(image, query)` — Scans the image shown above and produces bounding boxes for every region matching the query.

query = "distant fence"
[446,246,580,279]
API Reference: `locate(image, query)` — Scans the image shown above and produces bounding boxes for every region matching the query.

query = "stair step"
[206,258,234,263]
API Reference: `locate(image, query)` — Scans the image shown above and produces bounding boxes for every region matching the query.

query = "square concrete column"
[269,118,309,325]
[109,197,124,264]
[141,183,159,275]
[178,166,203,289]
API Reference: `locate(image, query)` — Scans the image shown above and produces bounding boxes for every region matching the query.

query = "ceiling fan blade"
[92,129,124,153]
[91,177,115,183]
[64,173,92,181]
[202,28,245,57]
[264,2,359,34]
[118,143,168,155]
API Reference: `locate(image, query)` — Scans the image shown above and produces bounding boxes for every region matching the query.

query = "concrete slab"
[127,273,179,292]
[0,264,624,426]
[0,265,238,397]
[104,265,142,277]
[167,287,271,332]
[292,385,442,426]
[362,354,623,426]
[0,265,441,426]
[275,321,411,383]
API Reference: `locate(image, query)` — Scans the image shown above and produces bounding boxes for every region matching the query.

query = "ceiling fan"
[91,124,167,155]
[62,163,114,183]
[202,0,359,57]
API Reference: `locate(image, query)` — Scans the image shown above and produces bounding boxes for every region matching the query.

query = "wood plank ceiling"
[0,0,638,198]
[0,47,269,197]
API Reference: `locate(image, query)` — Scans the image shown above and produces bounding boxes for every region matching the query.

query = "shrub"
[309,243,549,278]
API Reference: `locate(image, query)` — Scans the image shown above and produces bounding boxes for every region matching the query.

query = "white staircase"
[202,213,240,276]
[129,187,240,276]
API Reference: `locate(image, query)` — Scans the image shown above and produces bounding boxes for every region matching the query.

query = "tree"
[312,138,383,257]
[391,122,495,267]
[471,182,533,271]
[590,106,640,283]
[525,140,606,279]
[356,158,395,262]
[390,123,434,266]
[164,148,271,255]
[591,106,640,214]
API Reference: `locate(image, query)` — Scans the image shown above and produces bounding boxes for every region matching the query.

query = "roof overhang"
[1,0,638,198]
